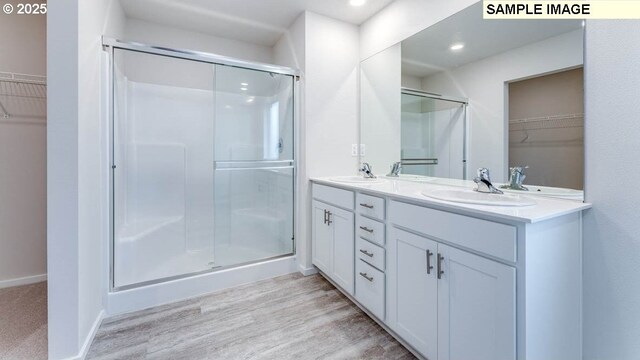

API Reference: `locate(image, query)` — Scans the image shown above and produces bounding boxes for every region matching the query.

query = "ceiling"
[120,0,395,47]
[402,2,583,78]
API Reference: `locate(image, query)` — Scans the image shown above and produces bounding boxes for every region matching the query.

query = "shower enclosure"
[400,89,467,179]
[106,39,297,289]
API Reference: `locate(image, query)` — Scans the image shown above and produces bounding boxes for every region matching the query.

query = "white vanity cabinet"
[311,180,585,360]
[388,227,516,360]
[388,229,439,359]
[311,185,355,294]
[436,243,516,360]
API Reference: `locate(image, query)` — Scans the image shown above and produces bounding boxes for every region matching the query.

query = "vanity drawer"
[356,237,385,271]
[356,215,385,246]
[355,259,385,320]
[312,184,354,210]
[357,193,385,220]
[389,200,517,262]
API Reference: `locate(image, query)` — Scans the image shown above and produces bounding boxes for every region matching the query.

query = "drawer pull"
[359,226,374,233]
[437,253,445,279]
[359,272,374,282]
[359,249,374,257]
[426,249,434,274]
[359,203,374,209]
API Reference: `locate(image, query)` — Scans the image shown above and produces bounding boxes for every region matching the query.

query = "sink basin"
[499,185,583,201]
[329,176,386,184]
[422,189,536,207]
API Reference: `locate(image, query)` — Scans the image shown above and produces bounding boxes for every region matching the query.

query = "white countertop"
[311,177,591,224]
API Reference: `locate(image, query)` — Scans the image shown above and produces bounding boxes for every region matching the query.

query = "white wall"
[0,0,46,74]
[124,18,273,65]
[273,12,359,272]
[0,0,47,287]
[304,12,360,272]
[401,74,422,89]
[47,2,80,358]
[583,21,640,360]
[78,0,125,353]
[48,0,125,358]
[360,0,477,60]
[421,30,583,181]
[274,14,308,273]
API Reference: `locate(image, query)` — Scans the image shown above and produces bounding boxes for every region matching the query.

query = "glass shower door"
[212,65,295,268]
[112,49,216,288]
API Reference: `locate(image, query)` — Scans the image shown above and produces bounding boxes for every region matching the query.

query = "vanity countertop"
[311,177,591,224]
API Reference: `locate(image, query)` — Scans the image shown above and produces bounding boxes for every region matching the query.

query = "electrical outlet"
[360,144,366,156]
[351,144,358,157]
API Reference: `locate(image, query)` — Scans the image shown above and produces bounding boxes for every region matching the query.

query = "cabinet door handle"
[359,249,374,258]
[359,226,374,233]
[437,253,444,279]
[326,211,332,225]
[359,272,374,282]
[426,250,434,274]
[323,209,327,225]
[359,203,374,209]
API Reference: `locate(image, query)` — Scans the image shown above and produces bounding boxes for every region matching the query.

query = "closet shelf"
[0,71,47,121]
[509,113,583,131]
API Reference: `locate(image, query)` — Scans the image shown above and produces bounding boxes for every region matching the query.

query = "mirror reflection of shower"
[400,89,467,179]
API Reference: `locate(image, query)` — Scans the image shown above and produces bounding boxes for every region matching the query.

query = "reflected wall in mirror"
[360,1,584,199]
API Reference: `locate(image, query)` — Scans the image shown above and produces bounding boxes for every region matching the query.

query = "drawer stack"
[354,192,386,320]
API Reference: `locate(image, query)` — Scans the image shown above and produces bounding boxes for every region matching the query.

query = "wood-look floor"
[87,273,416,360]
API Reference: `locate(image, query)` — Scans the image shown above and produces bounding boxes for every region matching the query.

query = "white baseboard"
[62,310,104,360]
[298,264,318,276]
[0,273,47,289]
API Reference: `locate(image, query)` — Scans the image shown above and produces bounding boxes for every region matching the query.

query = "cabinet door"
[329,205,355,295]
[437,244,516,360]
[388,228,438,359]
[312,200,333,274]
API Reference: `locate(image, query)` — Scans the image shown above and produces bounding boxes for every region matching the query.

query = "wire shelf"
[0,71,46,122]
[509,113,583,131]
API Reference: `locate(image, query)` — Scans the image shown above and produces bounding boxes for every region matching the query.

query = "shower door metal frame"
[400,87,470,180]
[103,37,299,292]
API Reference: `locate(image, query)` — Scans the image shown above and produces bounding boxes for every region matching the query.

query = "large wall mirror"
[360,2,584,200]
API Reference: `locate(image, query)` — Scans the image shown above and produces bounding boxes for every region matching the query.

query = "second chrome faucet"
[473,168,503,194]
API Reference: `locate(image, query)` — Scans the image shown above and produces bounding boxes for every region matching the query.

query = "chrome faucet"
[501,166,529,191]
[473,168,503,194]
[359,162,377,179]
[387,161,402,177]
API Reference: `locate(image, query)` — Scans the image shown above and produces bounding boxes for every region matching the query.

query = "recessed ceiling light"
[350,0,366,6]
[241,82,248,86]
[247,97,255,103]
[450,43,465,51]
[240,87,248,91]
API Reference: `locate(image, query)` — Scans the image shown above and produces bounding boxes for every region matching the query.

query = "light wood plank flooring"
[87,273,415,359]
